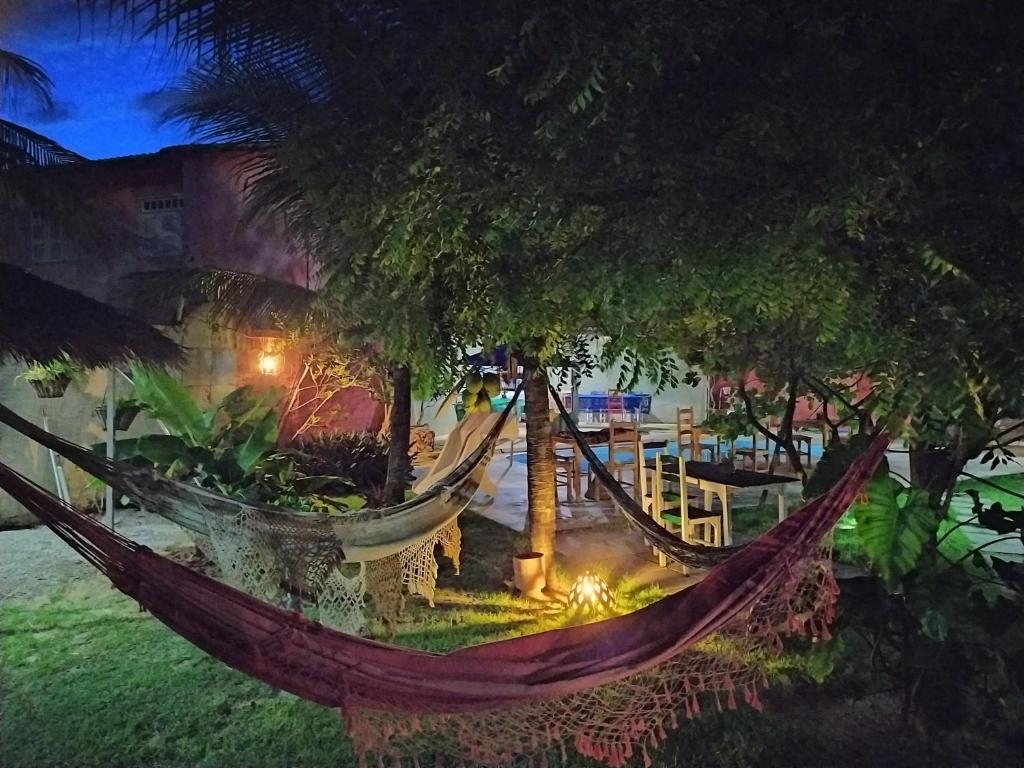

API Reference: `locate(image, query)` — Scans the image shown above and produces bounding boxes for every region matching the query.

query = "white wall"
[2,364,108,525]
[564,338,708,424]
[420,337,708,440]
[0,316,240,526]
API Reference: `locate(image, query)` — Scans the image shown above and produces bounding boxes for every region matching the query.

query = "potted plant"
[18,356,86,398]
[95,395,144,432]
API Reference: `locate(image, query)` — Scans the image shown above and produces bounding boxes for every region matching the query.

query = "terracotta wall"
[709,373,874,423]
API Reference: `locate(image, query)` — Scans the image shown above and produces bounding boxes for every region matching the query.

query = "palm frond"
[167,53,323,145]
[85,1,355,64]
[165,54,327,231]
[119,268,319,328]
[0,47,54,114]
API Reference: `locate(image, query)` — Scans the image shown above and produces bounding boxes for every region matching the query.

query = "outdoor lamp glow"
[257,352,281,376]
[567,571,615,614]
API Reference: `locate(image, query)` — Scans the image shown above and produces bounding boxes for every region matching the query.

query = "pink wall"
[710,373,873,423]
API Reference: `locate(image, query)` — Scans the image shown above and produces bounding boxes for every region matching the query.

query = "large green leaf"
[852,476,940,589]
[235,408,279,474]
[95,434,190,465]
[130,364,210,445]
[219,386,281,425]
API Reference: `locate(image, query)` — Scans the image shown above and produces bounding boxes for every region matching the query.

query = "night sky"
[3,2,191,159]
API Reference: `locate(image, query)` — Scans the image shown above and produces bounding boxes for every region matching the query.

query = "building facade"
[0,144,380,525]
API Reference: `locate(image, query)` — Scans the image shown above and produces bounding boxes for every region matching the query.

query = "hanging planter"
[18,356,86,399]
[95,399,142,431]
[29,374,72,399]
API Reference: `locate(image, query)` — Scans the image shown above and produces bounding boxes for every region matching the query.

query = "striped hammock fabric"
[0,430,889,766]
[0,396,520,632]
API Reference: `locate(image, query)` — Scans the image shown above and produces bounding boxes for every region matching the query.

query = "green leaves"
[234,408,279,474]
[966,489,1024,536]
[852,477,941,590]
[130,364,209,443]
[109,435,192,467]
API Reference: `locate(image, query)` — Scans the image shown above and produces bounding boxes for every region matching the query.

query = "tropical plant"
[109,365,376,512]
[291,432,398,507]
[17,354,86,383]
[805,437,1024,730]
[111,365,283,491]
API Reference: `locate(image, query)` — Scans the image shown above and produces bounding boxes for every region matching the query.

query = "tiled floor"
[472,450,765,594]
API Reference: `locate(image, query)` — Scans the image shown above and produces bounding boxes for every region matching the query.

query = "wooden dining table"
[644,456,801,545]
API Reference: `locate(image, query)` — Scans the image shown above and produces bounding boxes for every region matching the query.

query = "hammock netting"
[0,414,889,767]
[0,397,514,633]
[0,383,738,633]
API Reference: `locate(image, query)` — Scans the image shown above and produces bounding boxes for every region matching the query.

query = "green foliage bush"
[103,366,368,514]
[291,432,398,508]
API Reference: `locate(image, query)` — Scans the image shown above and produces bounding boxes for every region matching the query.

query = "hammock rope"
[550,384,740,569]
[0,432,889,766]
[0,389,521,631]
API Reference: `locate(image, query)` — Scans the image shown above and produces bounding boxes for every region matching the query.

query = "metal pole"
[40,411,70,504]
[104,366,116,530]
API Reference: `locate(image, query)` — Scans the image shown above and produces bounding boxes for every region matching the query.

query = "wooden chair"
[606,420,640,498]
[641,453,723,566]
[547,407,579,502]
[736,418,814,473]
[676,407,718,461]
[794,433,814,470]
[554,449,578,502]
[734,435,767,471]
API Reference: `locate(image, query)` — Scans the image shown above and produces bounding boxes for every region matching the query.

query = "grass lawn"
[1,514,1012,767]
[0,514,668,767]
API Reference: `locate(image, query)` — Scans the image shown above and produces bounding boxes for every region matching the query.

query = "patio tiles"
[473,442,1024,590]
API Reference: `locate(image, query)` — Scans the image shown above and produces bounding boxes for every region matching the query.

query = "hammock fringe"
[0,432,888,766]
[0,390,520,628]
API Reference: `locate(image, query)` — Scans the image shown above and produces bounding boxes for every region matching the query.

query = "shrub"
[292,432,401,506]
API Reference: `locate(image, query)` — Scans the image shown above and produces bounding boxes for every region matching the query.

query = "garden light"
[566,571,615,614]
[257,351,281,376]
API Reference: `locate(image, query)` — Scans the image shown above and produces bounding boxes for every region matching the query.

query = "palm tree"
[0,48,82,173]
[87,2,558,555]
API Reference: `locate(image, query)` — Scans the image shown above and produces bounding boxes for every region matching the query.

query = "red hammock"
[0,434,888,765]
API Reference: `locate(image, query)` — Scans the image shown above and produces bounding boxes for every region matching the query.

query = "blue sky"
[3,2,191,159]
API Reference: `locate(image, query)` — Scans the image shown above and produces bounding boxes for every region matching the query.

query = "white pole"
[104,366,116,530]
[40,411,71,504]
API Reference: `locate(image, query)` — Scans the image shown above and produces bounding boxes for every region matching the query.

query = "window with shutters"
[30,211,75,263]
[140,196,185,258]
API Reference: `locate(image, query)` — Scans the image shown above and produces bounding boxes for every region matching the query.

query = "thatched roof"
[0,264,185,368]
[119,268,318,329]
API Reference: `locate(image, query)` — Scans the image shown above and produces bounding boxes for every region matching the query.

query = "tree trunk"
[908,446,966,509]
[523,364,558,580]
[382,364,412,506]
